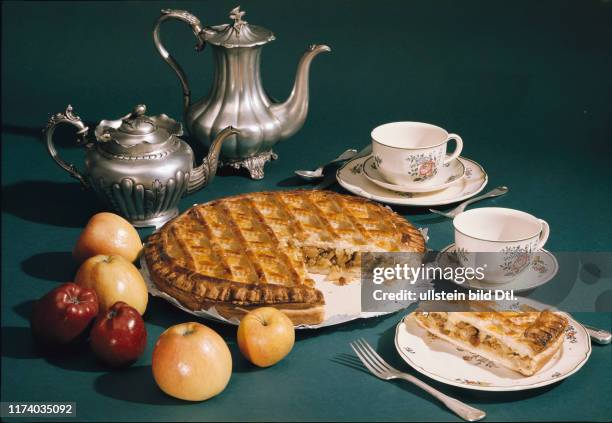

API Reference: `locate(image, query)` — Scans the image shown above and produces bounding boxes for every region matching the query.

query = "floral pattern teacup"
[453,207,550,284]
[371,122,463,186]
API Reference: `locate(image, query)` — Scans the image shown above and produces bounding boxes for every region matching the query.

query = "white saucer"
[395,309,591,391]
[437,243,559,292]
[336,155,487,206]
[363,155,465,193]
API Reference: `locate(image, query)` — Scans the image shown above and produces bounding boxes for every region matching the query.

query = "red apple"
[237,307,295,367]
[90,301,147,367]
[30,282,99,347]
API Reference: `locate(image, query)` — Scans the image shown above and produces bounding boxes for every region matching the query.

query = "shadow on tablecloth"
[2,180,102,227]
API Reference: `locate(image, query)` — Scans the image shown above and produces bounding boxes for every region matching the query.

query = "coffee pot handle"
[153,9,205,113]
[44,105,89,188]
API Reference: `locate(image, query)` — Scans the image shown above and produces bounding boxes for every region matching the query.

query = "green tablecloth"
[2,1,611,421]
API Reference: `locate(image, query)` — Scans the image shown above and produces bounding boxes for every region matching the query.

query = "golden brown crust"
[145,230,325,307]
[412,310,568,376]
[523,310,568,353]
[145,189,426,324]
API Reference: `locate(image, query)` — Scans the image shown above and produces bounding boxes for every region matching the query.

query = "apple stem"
[235,307,267,326]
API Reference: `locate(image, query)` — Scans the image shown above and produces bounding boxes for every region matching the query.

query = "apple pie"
[145,190,426,325]
[412,306,568,376]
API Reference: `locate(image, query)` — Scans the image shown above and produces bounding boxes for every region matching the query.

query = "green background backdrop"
[2,0,611,421]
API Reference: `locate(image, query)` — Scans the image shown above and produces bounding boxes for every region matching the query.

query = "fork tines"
[350,338,396,378]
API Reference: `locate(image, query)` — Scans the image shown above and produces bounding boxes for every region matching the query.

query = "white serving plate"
[395,308,591,391]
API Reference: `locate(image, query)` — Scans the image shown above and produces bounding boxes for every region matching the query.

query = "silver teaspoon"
[295,149,358,180]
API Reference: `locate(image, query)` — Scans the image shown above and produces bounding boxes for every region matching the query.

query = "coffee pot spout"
[271,44,331,139]
[187,126,240,193]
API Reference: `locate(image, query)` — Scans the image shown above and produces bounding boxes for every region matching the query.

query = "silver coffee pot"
[44,104,238,227]
[153,6,330,179]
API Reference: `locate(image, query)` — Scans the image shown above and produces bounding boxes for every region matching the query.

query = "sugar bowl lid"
[203,6,275,48]
[94,104,183,154]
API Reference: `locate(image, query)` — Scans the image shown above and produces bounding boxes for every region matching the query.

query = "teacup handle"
[443,134,463,164]
[536,219,550,250]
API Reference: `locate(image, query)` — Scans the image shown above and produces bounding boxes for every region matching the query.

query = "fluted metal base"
[221,150,278,180]
[129,208,178,229]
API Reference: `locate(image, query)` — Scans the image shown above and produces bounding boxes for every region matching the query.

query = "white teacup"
[371,122,463,186]
[453,207,550,284]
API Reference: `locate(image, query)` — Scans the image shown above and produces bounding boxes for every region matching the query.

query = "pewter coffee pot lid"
[202,6,275,48]
[94,104,183,155]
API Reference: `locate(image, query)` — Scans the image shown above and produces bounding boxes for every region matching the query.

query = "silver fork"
[350,338,486,422]
[429,186,509,218]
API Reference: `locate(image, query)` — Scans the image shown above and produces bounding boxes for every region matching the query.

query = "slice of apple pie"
[412,306,568,376]
[145,190,426,325]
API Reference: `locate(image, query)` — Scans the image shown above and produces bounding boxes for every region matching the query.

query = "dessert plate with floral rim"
[362,155,465,193]
[395,305,591,392]
[336,155,487,206]
[436,243,559,293]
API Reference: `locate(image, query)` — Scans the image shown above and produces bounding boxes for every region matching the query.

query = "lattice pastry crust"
[145,190,426,324]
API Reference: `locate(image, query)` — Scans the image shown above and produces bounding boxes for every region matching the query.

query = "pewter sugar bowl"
[44,104,238,227]
[153,6,330,179]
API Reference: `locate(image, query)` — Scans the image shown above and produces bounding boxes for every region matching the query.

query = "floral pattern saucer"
[395,307,591,391]
[362,155,465,193]
[336,155,487,206]
[437,243,559,292]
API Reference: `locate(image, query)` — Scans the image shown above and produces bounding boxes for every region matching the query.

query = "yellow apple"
[237,307,295,367]
[73,212,142,264]
[152,322,232,401]
[74,254,148,315]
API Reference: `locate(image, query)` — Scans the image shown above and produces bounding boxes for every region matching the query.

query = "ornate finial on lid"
[229,6,247,31]
[117,104,156,135]
[203,6,274,47]
[94,104,183,150]
[132,104,147,117]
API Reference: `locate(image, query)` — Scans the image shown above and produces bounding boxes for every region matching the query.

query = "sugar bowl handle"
[153,9,205,113]
[44,105,89,188]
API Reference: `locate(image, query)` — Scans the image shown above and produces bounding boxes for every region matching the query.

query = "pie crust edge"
[145,190,426,325]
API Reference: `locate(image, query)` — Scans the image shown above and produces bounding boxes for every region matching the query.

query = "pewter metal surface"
[44,104,237,227]
[221,150,278,180]
[153,7,330,179]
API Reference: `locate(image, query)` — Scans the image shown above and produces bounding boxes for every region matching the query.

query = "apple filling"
[301,246,361,285]
[417,312,531,365]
